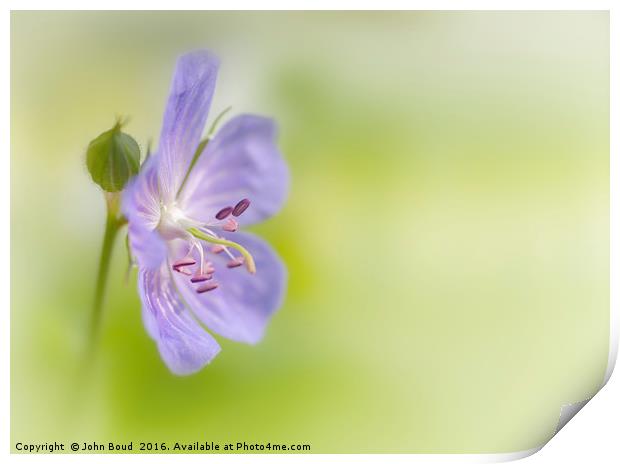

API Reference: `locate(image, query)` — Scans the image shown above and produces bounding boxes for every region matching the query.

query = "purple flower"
[123,51,289,375]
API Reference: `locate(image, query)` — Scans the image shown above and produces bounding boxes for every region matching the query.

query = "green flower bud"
[86,120,140,192]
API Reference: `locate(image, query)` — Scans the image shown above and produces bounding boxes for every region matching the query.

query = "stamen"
[203,261,215,274]
[221,246,236,260]
[174,267,193,276]
[232,198,251,217]
[201,228,236,258]
[211,242,236,260]
[227,257,244,268]
[187,227,257,274]
[222,218,238,232]
[196,282,219,293]
[215,206,233,220]
[172,257,196,270]
[195,241,206,274]
[191,273,213,283]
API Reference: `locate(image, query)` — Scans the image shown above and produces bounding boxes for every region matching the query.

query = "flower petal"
[158,50,219,201]
[172,231,286,344]
[139,266,221,375]
[123,157,167,270]
[179,114,289,227]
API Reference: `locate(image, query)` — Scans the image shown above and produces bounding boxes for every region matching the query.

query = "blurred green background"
[11,11,609,453]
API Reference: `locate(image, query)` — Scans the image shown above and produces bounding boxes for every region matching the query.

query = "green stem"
[90,194,124,343]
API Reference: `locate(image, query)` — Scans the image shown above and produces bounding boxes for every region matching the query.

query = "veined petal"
[139,266,221,375]
[172,231,286,344]
[179,115,289,227]
[158,50,219,201]
[122,157,167,270]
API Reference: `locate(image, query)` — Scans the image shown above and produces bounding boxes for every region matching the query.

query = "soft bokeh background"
[11,11,609,453]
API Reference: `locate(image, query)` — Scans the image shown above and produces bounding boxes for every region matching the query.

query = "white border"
[3,2,617,463]
[607,5,618,387]
[1,0,618,10]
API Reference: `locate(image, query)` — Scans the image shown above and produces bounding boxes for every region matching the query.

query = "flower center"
[157,202,196,240]
[165,198,257,295]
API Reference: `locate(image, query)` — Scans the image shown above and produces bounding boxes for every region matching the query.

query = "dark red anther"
[196,282,219,293]
[232,198,251,217]
[227,257,244,269]
[174,267,192,276]
[191,273,213,283]
[172,257,196,272]
[215,206,233,220]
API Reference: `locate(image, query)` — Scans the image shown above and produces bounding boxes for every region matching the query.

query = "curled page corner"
[483,446,544,463]
[553,314,618,436]
[556,398,591,433]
